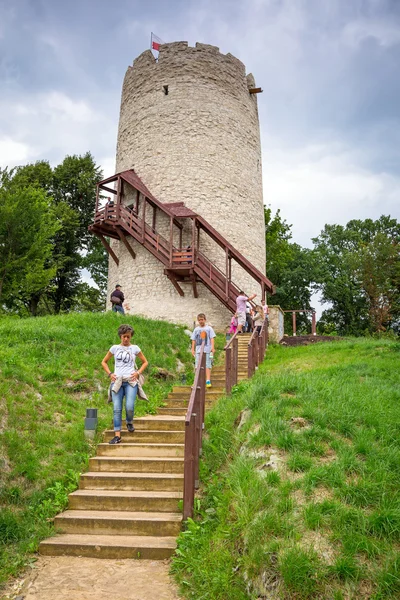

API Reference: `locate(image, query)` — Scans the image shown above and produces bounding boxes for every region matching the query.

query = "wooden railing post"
[116,176,121,221]
[183,416,195,520]
[248,339,253,378]
[142,198,146,243]
[183,342,206,522]
[259,326,264,363]
[312,311,317,336]
[232,337,238,387]
[225,347,232,395]
[169,217,173,267]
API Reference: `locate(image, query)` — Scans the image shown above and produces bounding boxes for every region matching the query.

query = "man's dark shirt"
[111,289,124,303]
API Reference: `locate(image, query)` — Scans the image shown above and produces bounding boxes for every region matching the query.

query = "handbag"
[111,295,121,304]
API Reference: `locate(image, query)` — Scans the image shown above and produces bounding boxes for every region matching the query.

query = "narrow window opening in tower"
[163,85,169,95]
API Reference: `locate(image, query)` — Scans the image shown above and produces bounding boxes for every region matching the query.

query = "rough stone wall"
[108,41,266,330]
[268,306,285,343]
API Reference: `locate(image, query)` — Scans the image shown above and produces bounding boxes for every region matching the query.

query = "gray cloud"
[0,0,399,252]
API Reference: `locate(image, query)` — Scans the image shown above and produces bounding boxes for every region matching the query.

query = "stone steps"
[54,510,182,537]
[69,489,182,512]
[130,416,185,430]
[89,456,184,473]
[158,407,187,416]
[80,471,184,491]
[103,430,185,443]
[97,442,184,457]
[39,348,250,560]
[40,534,177,560]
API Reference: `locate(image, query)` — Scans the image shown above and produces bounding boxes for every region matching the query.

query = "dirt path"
[2,557,180,600]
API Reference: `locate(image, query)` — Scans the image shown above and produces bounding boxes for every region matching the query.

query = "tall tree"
[313,216,400,335]
[265,207,315,332]
[51,153,107,306]
[0,169,59,315]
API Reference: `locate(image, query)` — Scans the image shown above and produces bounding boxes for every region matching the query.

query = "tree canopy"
[0,154,106,316]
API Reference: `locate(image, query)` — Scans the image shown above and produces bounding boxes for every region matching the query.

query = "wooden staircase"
[39,335,251,559]
[89,170,274,312]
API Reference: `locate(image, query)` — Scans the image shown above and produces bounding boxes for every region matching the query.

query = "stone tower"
[107,42,266,329]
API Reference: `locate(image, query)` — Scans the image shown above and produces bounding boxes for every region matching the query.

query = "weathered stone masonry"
[108,41,266,330]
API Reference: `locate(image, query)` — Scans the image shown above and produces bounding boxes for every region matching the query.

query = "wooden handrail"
[183,342,206,521]
[224,329,239,351]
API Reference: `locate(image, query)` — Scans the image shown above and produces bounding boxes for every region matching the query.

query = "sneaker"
[127,423,135,432]
[206,381,212,388]
[109,435,121,445]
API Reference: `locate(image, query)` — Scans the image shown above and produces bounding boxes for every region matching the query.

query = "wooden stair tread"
[91,456,183,463]
[70,489,182,499]
[134,415,184,421]
[58,510,182,522]
[40,534,177,549]
[81,471,184,480]
[98,442,184,448]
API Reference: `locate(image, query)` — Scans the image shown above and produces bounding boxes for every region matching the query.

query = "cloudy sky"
[1,0,399,250]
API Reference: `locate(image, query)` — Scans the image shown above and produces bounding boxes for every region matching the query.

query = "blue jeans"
[111,382,138,431]
[112,304,125,314]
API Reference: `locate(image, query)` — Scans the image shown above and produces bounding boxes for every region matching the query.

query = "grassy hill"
[0,312,195,586]
[172,338,400,600]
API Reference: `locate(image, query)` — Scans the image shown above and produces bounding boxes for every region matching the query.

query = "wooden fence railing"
[247,319,269,378]
[183,342,206,521]
[224,331,239,395]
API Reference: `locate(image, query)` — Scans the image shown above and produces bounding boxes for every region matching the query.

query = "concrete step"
[97,442,184,458]
[39,533,177,559]
[158,407,187,416]
[54,509,182,537]
[80,471,184,492]
[69,489,182,512]
[131,416,185,431]
[103,430,185,444]
[168,391,221,399]
[89,456,184,474]
[161,399,213,408]
[172,386,225,393]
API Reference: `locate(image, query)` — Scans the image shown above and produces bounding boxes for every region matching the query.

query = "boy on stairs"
[191,313,216,389]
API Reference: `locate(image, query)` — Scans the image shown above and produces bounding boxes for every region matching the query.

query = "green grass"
[172,338,400,599]
[0,311,195,586]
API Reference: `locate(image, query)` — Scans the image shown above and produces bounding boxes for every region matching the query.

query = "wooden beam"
[116,176,122,221]
[98,174,118,186]
[249,87,263,94]
[166,271,185,297]
[98,234,119,266]
[192,217,196,254]
[135,189,140,214]
[100,184,117,195]
[142,197,146,242]
[191,273,199,298]
[95,185,99,214]
[225,248,229,300]
[118,229,136,260]
[152,205,157,231]
[169,217,173,266]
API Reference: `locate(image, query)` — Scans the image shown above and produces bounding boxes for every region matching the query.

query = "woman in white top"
[101,324,148,444]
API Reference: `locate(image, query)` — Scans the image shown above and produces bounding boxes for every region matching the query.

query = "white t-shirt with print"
[110,344,141,378]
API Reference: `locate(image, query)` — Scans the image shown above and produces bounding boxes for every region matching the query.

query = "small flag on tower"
[151,32,163,52]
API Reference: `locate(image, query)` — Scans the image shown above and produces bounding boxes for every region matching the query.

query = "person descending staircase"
[39,335,252,559]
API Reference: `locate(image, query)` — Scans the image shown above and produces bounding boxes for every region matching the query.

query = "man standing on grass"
[111,284,125,314]
[236,291,256,334]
